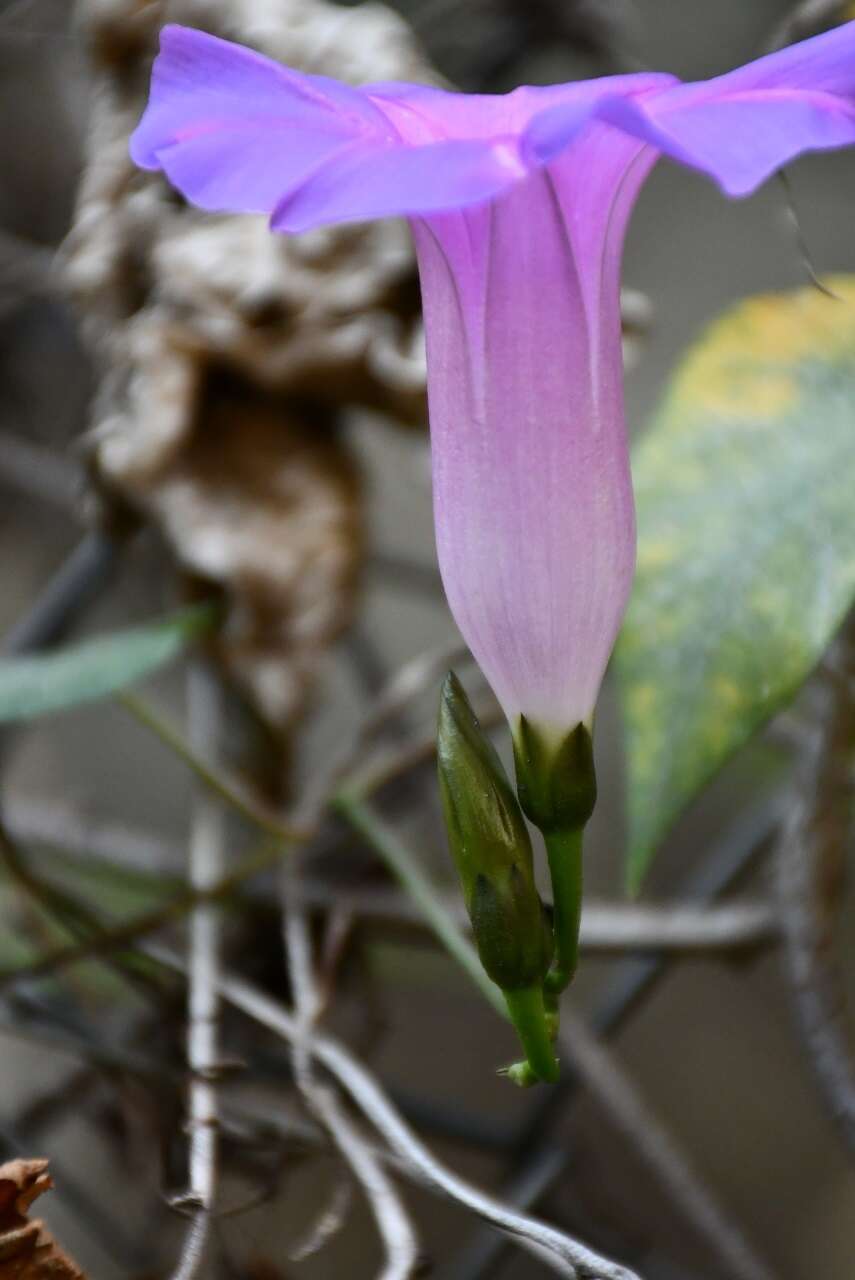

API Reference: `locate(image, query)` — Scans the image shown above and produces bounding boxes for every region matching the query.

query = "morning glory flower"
[131,22,855,751]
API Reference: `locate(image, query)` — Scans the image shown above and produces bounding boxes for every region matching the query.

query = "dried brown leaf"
[65,0,436,732]
[0,1160,85,1280]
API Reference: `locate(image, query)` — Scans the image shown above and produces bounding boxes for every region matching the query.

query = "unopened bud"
[438,673,553,991]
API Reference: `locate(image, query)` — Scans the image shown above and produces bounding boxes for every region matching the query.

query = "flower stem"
[503,985,560,1083]
[543,826,584,995]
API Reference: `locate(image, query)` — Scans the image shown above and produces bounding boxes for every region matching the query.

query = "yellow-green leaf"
[617,277,855,890]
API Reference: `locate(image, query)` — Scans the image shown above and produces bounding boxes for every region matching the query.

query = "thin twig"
[283,891,419,1278]
[775,643,855,1156]
[5,800,184,877]
[0,1004,328,1156]
[0,1007,185,1085]
[170,1214,209,1280]
[341,698,501,798]
[118,690,311,843]
[1,798,776,956]
[0,835,283,990]
[0,814,166,997]
[1,530,119,657]
[169,664,227,1280]
[438,1142,569,1280]
[297,651,486,820]
[776,171,839,298]
[0,875,775,997]
[223,972,640,1279]
[289,1178,354,1261]
[557,1007,778,1280]
[147,939,647,1280]
[289,883,776,954]
[578,901,776,951]
[356,642,471,744]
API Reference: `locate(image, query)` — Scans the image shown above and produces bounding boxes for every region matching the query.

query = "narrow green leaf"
[0,604,217,722]
[617,277,855,890]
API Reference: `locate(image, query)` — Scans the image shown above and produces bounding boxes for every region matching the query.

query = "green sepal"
[437,672,553,991]
[512,717,597,835]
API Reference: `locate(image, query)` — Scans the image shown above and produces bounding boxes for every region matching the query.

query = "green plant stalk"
[543,827,584,995]
[118,691,307,842]
[335,788,507,1020]
[503,985,559,1082]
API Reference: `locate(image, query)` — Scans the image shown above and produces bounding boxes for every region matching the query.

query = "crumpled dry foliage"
[65,0,433,730]
[0,1160,84,1280]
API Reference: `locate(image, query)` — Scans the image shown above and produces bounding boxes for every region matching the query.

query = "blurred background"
[0,1,853,1278]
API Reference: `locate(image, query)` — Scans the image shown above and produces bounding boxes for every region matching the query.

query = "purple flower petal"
[365,74,671,143]
[271,137,525,231]
[129,19,855,741]
[132,33,677,225]
[528,21,855,196]
[130,24,392,213]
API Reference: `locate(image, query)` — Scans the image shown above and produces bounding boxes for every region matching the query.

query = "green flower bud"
[469,868,553,991]
[437,673,553,991]
[512,716,597,835]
